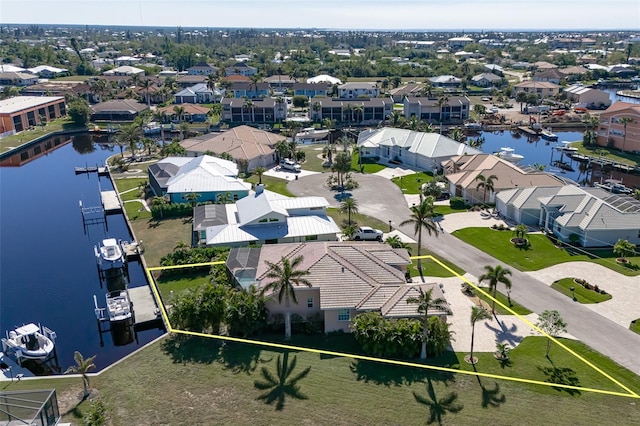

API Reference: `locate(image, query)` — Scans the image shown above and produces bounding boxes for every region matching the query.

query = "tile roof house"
[292,82,331,98]
[228,81,270,99]
[596,102,640,152]
[197,187,340,248]
[471,73,503,88]
[358,127,480,173]
[176,74,207,87]
[533,68,567,84]
[226,241,450,332]
[225,62,257,77]
[148,155,251,204]
[186,63,219,76]
[443,154,567,204]
[498,185,640,247]
[90,99,149,121]
[158,103,210,122]
[180,125,280,170]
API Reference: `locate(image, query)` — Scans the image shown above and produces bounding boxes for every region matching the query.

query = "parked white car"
[280,158,301,172]
[353,226,383,241]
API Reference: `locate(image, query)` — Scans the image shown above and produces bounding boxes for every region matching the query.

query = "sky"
[2,0,639,31]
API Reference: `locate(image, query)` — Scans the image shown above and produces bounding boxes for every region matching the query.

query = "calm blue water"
[0,136,164,373]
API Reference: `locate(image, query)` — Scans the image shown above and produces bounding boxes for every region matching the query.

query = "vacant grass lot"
[453,228,640,276]
[8,334,639,425]
[130,217,192,266]
[551,278,613,304]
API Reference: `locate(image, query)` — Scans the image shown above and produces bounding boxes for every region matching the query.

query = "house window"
[265,239,278,244]
[307,298,314,308]
[305,235,318,241]
[269,218,279,222]
[233,194,239,201]
[337,309,350,321]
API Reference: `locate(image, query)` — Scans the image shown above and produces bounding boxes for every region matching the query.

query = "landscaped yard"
[572,142,640,167]
[391,171,433,194]
[350,153,387,174]
[433,203,470,216]
[452,228,640,276]
[154,270,211,301]
[0,117,83,153]
[130,217,193,267]
[631,319,640,335]
[245,175,295,197]
[8,333,640,425]
[551,278,612,304]
[471,287,532,315]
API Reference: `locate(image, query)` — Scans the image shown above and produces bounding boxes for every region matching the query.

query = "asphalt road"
[288,173,640,378]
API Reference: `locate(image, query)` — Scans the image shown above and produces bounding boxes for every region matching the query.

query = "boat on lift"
[496,147,524,163]
[95,238,126,269]
[105,290,133,323]
[1,323,56,361]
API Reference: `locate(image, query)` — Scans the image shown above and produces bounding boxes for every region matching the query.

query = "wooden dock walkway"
[75,165,109,176]
[129,286,160,327]
[101,190,122,213]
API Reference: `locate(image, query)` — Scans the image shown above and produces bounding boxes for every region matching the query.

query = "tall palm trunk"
[470,323,476,361]
[421,322,428,359]
[285,296,292,339]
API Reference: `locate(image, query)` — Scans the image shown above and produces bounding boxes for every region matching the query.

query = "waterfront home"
[226,241,450,333]
[497,185,640,247]
[180,125,280,170]
[563,85,611,109]
[0,96,66,136]
[358,127,480,173]
[196,187,340,248]
[443,154,566,205]
[596,102,640,152]
[158,103,210,122]
[148,155,251,204]
[174,83,223,104]
[90,99,149,121]
[403,96,471,123]
[512,81,560,99]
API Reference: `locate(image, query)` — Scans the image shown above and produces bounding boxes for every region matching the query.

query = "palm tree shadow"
[161,334,220,365]
[254,351,311,410]
[484,320,523,348]
[538,357,581,395]
[218,341,271,375]
[413,377,463,425]
[475,375,507,409]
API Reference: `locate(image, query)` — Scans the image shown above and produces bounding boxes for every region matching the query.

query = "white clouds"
[3,0,639,30]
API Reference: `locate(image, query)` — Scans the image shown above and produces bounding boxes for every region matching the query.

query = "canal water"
[0,134,164,373]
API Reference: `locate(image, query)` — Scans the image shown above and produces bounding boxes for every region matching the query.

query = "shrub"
[449,197,466,209]
[351,312,421,358]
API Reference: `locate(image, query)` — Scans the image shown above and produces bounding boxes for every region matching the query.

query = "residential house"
[560,66,588,80]
[221,98,287,123]
[0,72,38,86]
[442,154,567,204]
[448,36,474,50]
[307,74,342,85]
[196,187,340,247]
[513,81,560,99]
[226,242,450,333]
[103,66,145,76]
[0,96,66,136]
[388,83,423,103]
[403,96,471,123]
[533,68,567,84]
[471,73,503,88]
[176,74,207,88]
[358,127,480,172]
[498,185,640,247]
[483,64,504,75]
[186,63,219,76]
[20,82,78,97]
[148,155,251,204]
[264,74,297,90]
[309,98,393,124]
[292,83,331,98]
[90,99,149,121]
[158,103,210,123]
[228,82,270,99]
[225,62,257,77]
[337,82,379,99]
[533,61,558,70]
[564,85,611,109]
[26,65,68,78]
[0,64,27,73]
[596,102,640,152]
[174,83,222,104]
[429,75,462,88]
[114,56,141,66]
[180,125,280,170]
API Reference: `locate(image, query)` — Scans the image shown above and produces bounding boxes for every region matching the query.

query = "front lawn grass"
[129,217,193,267]
[245,175,295,197]
[453,227,640,276]
[551,278,612,304]
[9,333,640,424]
[351,153,386,173]
[472,287,532,315]
[631,319,640,335]
[114,177,147,201]
[122,200,152,221]
[298,144,329,172]
[154,270,210,301]
[391,171,433,194]
[433,203,470,216]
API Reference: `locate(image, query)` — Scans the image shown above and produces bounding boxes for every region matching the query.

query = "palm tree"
[613,239,636,262]
[407,287,449,359]
[516,91,528,112]
[449,127,465,143]
[474,173,498,205]
[243,98,254,122]
[478,264,512,315]
[115,123,142,158]
[254,351,311,410]
[263,255,312,339]
[216,192,234,204]
[353,104,364,123]
[619,116,632,152]
[384,235,412,254]
[400,195,439,272]
[274,139,290,162]
[205,73,217,93]
[388,110,404,128]
[139,78,152,106]
[339,197,359,225]
[153,196,168,218]
[468,306,492,364]
[173,105,185,122]
[413,379,463,424]
[437,94,450,132]
[184,191,200,207]
[254,166,266,185]
[64,351,96,399]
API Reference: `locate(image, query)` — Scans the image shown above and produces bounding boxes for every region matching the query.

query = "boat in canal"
[1,323,56,361]
[95,238,126,269]
[496,147,524,163]
[464,122,483,131]
[106,290,133,323]
[552,160,575,172]
[594,179,634,195]
[556,140,579,152]
[540,128,558,141]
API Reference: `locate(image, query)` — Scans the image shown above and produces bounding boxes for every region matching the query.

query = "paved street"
[288,172,640,377]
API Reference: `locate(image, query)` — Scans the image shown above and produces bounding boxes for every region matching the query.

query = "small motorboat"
[2,323,56,360]
[556,141,578,152]
[106,290,133,323]
[496,147,524,163]
[464,122,483,131]
[95,238,126,269]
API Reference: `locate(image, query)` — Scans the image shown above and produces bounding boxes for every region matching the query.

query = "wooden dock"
[517,126,539,136]
[129,286,160,327]
[101,190,122,213]
[75,165,109,176]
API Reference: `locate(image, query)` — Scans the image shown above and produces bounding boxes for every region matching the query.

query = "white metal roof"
[0,96,64,114]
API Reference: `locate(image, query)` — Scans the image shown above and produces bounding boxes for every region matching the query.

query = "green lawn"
[433,203,470,216]
[350,153,387,174]
[452,228,640,276]
[114,178,147,201]
[631,319,640,335]
[154,270,211,301]
[391,171,434,194]
[245,175,295,197]
[551,278,612,304]
[0,118,83,153]
[472,287,532,315]
[573,142,640,167]
[8,333,640,424]
[298,144,330,172]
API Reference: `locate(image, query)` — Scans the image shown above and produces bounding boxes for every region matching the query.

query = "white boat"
[143,122,162,135]
[106,290,133,323]
[294,128,330,143]
[95,238,126,269]
[2,323,56,360]
[496,147,524,163]
[556,140,578,152]
[464,122,482,131]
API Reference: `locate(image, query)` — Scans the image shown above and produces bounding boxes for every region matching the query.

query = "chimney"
[255,183,264,194]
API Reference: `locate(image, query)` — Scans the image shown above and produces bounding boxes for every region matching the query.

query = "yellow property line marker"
[145,257,639,399]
